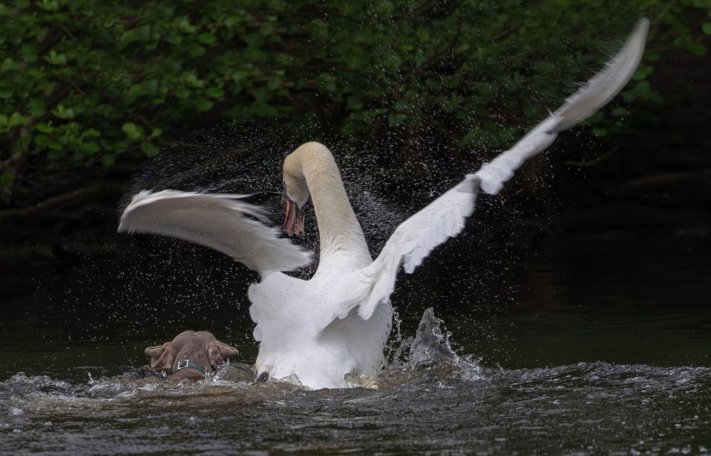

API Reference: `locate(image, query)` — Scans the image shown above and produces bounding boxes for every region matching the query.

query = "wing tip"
[635,18,650,36]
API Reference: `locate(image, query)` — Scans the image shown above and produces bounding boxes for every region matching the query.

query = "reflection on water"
[1,238,710,453]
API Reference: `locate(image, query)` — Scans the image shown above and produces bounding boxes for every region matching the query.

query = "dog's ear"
[207,340,239,369]
[145,341,176,370]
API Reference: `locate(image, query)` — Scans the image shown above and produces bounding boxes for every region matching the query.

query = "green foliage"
[0,0,709,204]
[0,0,300,202]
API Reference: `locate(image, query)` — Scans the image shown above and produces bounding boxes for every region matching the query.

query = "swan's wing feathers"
[337,19,648,322]
[554,18,649,131]
[119,190,313,274]
[473,115,560,195]
[348,178,479,320]
[475,18,649,195]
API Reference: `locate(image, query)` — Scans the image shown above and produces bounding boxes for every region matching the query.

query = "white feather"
[119,190,312,274]
[474,18,649,195]
[344,178,479,321]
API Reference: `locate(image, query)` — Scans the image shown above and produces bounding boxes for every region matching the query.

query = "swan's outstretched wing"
[119,190,313,274]
[474,18,649,195]
[345,19,648,321]
[342,177,479,320]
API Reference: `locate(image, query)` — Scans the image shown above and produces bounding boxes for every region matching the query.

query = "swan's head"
[282,142,335,237]
[282,192,306,237]
[282,147,309,237]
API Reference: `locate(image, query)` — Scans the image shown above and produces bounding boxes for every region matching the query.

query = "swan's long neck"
[291,143,371,268]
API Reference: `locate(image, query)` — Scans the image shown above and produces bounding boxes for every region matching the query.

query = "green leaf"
[80,141,100,156]
[198,33,217,44]
[104,141,128,155]
[206,87,224,98]
[20,44,38,63]
[28,98,45,117]
[177,17,197,34]
[36,123,54,133]
[1,58,18,72]
[231,70,248,83]
[121,25,152,44]
[183,71,205,88]
[252,102,278,117]
[128,79,159,99]
[685,40,707,56]
[52,105,75,120]
[148,127,162,139]
[259,23,274,36]
[122,122,144,140]
[174,88,190,99]
[45,50,67,66]
[196,99,213,111]
[703,23,711,36]
[188,45,206,57]
[140,141,160,157]
[8,112,28,128]
[37,0,60,11]
[101,154,116,166]
[165,32,182,45]
[82,128,101,139]
[633,64,653,81]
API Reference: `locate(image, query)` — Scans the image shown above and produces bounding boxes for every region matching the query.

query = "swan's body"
[119,20,648,389]
[250,144,393,388]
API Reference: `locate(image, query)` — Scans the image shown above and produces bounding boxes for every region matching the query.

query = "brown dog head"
[145,330,239,380]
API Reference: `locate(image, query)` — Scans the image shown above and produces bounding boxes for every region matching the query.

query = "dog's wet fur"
[122,330,255,383]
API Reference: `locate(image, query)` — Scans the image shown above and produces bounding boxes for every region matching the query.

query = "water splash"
[408,307,458,366]
[379,308,483,388]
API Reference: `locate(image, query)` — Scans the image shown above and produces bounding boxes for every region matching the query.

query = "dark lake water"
[1,236,710,454]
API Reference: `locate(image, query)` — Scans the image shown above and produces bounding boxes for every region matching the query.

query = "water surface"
[1,238,710,454]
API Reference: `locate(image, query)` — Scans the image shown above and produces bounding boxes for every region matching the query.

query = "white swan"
[119,20,648,389]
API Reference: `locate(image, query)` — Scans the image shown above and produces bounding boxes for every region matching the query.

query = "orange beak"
[283,198,305,237]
